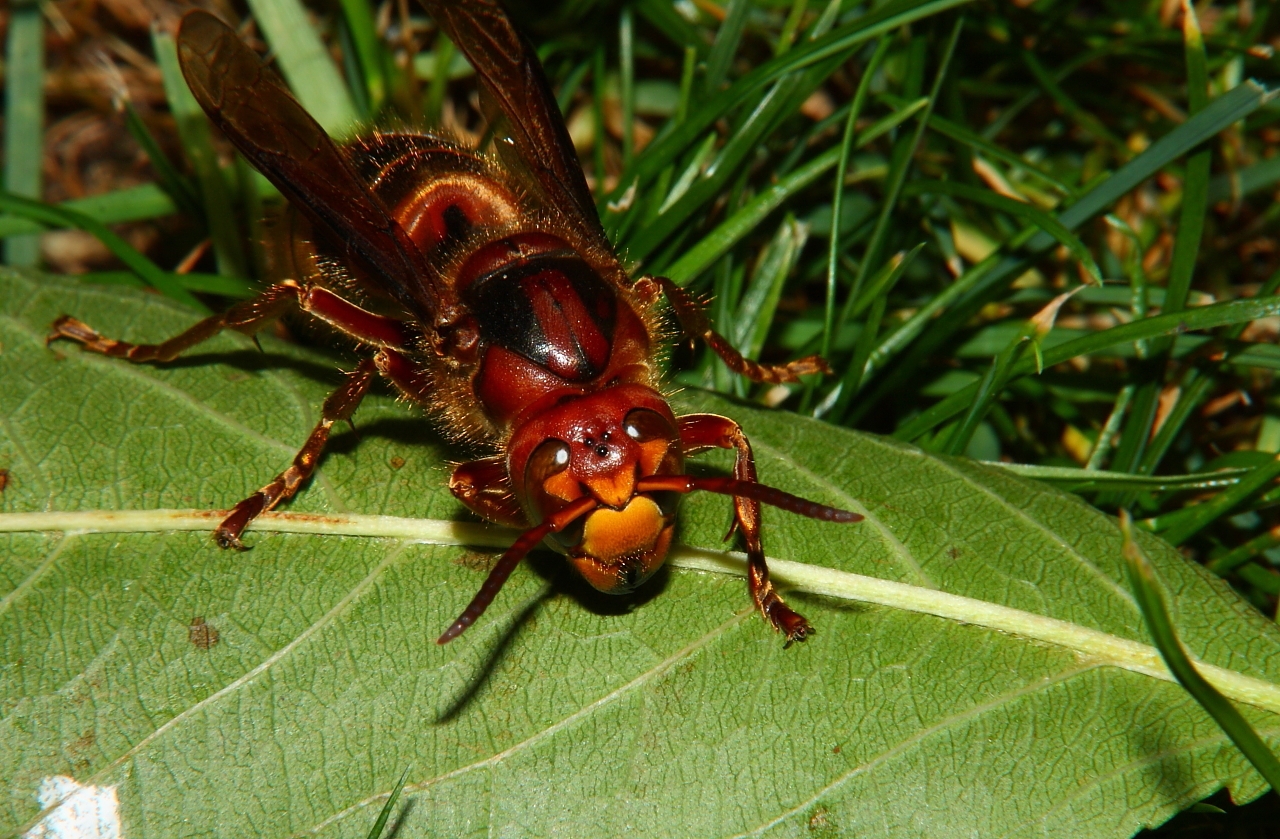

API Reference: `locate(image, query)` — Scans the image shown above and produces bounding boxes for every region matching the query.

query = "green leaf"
[3,270,1280,838]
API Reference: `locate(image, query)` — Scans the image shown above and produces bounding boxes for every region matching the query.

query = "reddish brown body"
[49,1,860,645]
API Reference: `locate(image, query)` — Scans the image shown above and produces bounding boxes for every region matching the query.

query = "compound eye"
[623,408,675,443]
[524,438,571,491]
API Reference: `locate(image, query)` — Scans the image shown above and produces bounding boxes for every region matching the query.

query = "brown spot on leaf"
[947,546,961,559]
[0,469,8,493]
[389,456,406,470]
[453,551,496,573]
[188,616,220,649]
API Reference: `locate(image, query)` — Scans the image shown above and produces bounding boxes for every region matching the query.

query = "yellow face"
[568,495,678,593]
[511,393,685,595]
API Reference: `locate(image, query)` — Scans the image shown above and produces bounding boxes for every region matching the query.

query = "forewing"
[419,0,612,254]
[176,10,442,320]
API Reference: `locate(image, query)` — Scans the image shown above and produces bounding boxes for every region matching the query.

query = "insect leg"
[215,358,377,549]
[450,457,528,528]
[49,281,418,362]
[639,275,831,384]
[677,413,814,643]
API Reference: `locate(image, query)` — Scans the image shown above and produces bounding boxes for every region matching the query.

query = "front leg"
[450,457,529,528]
[216,358,377,548]
[677,413,813,642]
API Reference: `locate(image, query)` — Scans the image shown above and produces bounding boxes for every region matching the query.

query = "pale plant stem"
[5,508,1280,714]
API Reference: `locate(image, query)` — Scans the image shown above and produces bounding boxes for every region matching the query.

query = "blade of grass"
[776,0,809,56]
[734,214,808,359]
[0,184,178,238]
[620,7,636,172]
[988,463,1250,492]
[939,290,1078,455]
[1101,2,1216,502]
[245,0,359,138]
[625,44,853,262]
[703,0,750,97]
[364,767,410,839]
[119,102,203,221]
[1021,50,1127,153]
[822,37,892,361]
[424,33,455,127]
[900,180,1103,284]
[1121,510,1280,791]
[1207,527,1280,576]
[336,0,388,116]
[812,246,924,418]
[1149,454,1280,546]
[3,0,45,266]
[0,190,204,309]
[154,28,249,281]
[75,270,255,297]
[1130,1,1214,474]
[664,146,839,283]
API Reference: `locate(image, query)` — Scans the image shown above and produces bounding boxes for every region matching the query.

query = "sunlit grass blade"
[624,50,852,263]
[336,0,388,117]
[245,0,359,138]
[663,146,838,283]
[3,0,44,266]
[1120,510,1280,791]
[0,190,204,309]
[154,29,249,281]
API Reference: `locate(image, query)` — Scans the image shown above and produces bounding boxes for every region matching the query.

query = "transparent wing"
[419,0,613,255]
[177,10,445,320]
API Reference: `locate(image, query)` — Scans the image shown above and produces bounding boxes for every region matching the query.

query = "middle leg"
[215,357,378,548]
[637,275,831,384]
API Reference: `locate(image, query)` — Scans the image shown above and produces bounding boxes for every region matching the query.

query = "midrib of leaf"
[3,508,1279,715]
